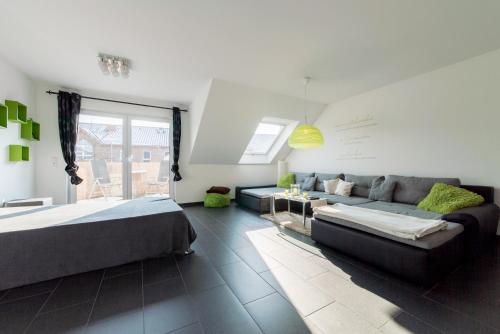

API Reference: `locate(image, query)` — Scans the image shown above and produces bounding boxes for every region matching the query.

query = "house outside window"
[75,139,94,160]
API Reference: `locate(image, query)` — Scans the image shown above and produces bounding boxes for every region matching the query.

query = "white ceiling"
[0,0,499,105]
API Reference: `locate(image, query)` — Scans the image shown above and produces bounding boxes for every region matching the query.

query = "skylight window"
[244,122,285,155]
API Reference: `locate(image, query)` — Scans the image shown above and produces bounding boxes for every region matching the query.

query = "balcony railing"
[76,161,169,201]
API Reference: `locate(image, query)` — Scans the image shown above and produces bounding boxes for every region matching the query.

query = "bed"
[0,197,196,290]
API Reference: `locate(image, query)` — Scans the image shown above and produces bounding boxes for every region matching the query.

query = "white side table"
[5,197,53,207]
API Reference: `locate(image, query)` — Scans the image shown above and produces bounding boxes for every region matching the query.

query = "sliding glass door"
[74,112,170,203]
[75,114,124,202]
[129,119,170,199]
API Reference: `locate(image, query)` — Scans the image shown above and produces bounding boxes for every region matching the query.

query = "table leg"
[288,199,290,213]
[303,201,306,226]
[270,196,275,216]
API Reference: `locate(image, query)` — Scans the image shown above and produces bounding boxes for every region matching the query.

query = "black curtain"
[170,107,182,181]
[57,91,83,185]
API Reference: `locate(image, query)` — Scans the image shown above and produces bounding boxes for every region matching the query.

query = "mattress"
[0,198,196,290]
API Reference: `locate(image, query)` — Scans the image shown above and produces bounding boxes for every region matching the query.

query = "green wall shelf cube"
[21,118,40,141]
[9,145,30,162]
[5,100,27,124]
[32,121,40,140]
[0,103,6,128]
[22,146,29,161]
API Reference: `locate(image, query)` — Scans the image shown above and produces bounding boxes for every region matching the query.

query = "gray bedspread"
[0,198,196,290]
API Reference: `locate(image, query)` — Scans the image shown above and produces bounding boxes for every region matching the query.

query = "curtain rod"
[45,90,188,112]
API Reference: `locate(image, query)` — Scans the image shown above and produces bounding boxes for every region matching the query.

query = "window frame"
[243,121,286,156]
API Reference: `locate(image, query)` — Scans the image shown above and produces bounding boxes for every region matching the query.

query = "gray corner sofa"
[235,172,499,286]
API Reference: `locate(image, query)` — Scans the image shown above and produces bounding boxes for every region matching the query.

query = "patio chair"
[88,159,121,200]
[146,160,170,196]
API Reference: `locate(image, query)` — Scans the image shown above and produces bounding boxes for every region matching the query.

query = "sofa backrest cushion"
[302,176,317,191]
[386,175,460,205]
[461,185,494,204]
[315,173,344,192]
[344,174,380,198]
[291,172,315,189]
[368,176,396,202]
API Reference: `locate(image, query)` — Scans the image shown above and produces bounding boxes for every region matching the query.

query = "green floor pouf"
[204,193,231,208]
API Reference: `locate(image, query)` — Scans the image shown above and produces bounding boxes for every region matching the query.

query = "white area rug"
[260,211,311,236]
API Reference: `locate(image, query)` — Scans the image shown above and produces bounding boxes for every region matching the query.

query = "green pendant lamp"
[288,77,324,149]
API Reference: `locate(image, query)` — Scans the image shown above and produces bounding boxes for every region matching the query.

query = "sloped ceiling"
[189,79,325,164]
[0,1,500,104]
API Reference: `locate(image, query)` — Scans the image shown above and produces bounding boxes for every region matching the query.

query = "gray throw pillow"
[344,174,379,198]
[369,176,396,202]
[292,172,315,188]
[302,176,317,191]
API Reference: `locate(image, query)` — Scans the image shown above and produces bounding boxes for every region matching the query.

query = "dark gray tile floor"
[0,203,499,333]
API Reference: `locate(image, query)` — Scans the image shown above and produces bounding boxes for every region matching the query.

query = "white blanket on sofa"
[313,203,448,240]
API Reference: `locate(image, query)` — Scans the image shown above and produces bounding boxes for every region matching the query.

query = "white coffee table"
[270,193,327,226]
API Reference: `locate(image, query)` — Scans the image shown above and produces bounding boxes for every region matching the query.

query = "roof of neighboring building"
[79,123,169,147]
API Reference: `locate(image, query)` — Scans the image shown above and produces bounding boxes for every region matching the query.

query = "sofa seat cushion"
[356,201,442,220]
[313,213,463,250]
[386,175,460,205]
[241,187,285,198]
[308,191,373,206]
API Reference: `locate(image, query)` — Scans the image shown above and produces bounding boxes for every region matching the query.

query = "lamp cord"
[304,79,309,124]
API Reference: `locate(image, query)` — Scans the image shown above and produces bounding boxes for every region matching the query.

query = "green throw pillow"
[277,173,295,188]
[204,193,231,208]
[417,183,484,214]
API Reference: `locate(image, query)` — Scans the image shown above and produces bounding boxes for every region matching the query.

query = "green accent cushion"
[417,183,484,214]
[204,193,231,208]
[277,173,295,188]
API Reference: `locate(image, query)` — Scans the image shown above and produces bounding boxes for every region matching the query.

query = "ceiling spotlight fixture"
[97,54,130,78]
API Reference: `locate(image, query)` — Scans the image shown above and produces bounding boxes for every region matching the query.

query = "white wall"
[0,57,36,203]
[174,108,277,203]
[34,81,183,204]
[189,80,212,152]
[190,79,325,164]
[33,80,277,205]
[172,79,326,203]
[287,49,500,232]
[34,82,67,204]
